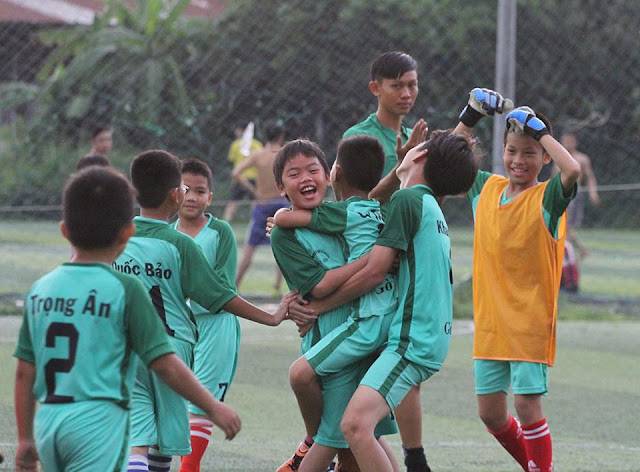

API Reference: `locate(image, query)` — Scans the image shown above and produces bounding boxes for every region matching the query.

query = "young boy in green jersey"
[113,150,297,472]
[172,158,241,472]
[13,167,241,472]
[270,139,399,472]
[290,130,480,471]
[455,89,580,472]
[271,135,400,470]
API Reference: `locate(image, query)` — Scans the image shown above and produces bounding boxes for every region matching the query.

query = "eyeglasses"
[178,184,189,194]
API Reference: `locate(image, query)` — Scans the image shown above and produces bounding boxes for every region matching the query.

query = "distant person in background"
[76,154,111,170]
[232,122,287,296]
[559,131,600,258]
[222,122,264,222]
[86,126,113,158]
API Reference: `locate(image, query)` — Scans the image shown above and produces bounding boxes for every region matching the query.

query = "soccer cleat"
[276,441,311,472]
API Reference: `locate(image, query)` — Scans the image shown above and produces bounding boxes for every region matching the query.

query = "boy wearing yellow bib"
[455,90,581,472]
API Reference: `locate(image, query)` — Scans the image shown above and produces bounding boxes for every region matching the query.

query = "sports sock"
[148,447,172,472]
[179,418,214,472]
[127,454,149,472]
[488,415,528,471]
[304,436,314,448]
[403,446,431,472]
[522,418,553,472]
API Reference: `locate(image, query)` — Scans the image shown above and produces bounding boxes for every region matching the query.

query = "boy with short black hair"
[291,130,480,470]
[455,89,581,472]
[172,158,242,472]
[76,153,111,170]
[13,167,240,472]
[270,139,398,472]
[114,150,296,472]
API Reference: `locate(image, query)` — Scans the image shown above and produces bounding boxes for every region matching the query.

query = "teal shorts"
[189,313,240,415]
[361,350,437,411]
[35,401,129,472]
[316,356,397,448]
[306,312,394,376]
[474,359,549,395]
[130,338,194,455]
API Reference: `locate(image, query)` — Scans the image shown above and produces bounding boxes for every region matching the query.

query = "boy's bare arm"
[310,255,368,299]
[296,245,397,316]
[273,208,313,228]
[582,154,600,204]
[14,360,39,471]
[150,353,241,440]
[222,290,311,326]
[231,155,257,194]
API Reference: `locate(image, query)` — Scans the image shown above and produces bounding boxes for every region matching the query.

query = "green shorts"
[35,401,129,472]
[316,357,397,448]
[474,359,549,395]
[306,312,394,376]
[189,313,240,415]
[130,338,194,455]
[361,350,437,411]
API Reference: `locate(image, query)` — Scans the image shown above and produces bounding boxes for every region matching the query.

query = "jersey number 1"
[149,285,175,336]
[44,322,79,403]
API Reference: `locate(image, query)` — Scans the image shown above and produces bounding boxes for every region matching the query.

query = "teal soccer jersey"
[308,197,397,318]
[173,214,241,410]
[377,185,453,370]
[13,262,173,406]
[114,217,237,345]
[343,113,411,177]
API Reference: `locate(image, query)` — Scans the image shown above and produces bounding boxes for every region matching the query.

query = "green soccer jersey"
[467,171,575,238]
[270,225,351,350]
[172,215,237,317]
[13,262,173,407]
[343,113,411,177]
[114,217,237,345]
[308,197,398,318]
[376,185,453,370]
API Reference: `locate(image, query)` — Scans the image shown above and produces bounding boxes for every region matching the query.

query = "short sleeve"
[376,189,420,252]
[13,305,35,364]
[212,220,238,289]
[308,202,348,235]
[270,227,326,298]
[543,172,577,237]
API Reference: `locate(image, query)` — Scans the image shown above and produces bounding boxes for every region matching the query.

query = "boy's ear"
[412,148,429,162]
[276,182,287,198]
[368,80,381,97]
[119,223,136,246]
[542,150,552,165]
[333,163,342,181]
[207,191,213,206]
[59,221,69,241]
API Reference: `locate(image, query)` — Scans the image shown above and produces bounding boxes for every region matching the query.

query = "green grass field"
[1,220,639,470]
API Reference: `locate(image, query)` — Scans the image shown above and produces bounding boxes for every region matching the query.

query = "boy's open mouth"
[300,185,317,196]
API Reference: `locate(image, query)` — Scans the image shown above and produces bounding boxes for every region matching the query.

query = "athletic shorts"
[306,312,394,376]
[130,338,194,456]
[189,313,241,415]
[361,350,437,411]
[246,199,289,246]
[474,359,549,395]
[316,357,397,448]
[35,401,129,472]
[230,179,256,200]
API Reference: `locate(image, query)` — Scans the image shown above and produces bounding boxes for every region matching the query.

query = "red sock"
[488,415,528,471]
[522,418,553,472]
[179,418,213,472]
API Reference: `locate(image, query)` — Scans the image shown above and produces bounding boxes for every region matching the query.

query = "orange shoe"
[276,440,311,472]
[334,449,360,472]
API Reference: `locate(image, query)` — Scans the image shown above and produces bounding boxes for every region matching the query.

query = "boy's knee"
[514,394,543,424]
[289,357,316,390]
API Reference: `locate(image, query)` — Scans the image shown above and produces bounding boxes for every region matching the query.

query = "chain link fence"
[0,0,639,227]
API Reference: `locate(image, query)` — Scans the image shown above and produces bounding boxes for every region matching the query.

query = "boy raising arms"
[270,140,398,472]
[113,150,296,472]
[172,158,241,472]
[14,167,240,472]
[291,130,480,471]
[455,89,581,472]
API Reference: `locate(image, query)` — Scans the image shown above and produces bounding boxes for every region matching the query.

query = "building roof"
[0,0,226,24]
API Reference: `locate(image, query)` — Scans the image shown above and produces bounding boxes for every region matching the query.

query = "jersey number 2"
[44,322,79,403]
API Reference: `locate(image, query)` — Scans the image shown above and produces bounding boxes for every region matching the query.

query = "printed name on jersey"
[29,290,111,318]
[112,259,173,280]
[356,209,384,222]
[437,219,449,236]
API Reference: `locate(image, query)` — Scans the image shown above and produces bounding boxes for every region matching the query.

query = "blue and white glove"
[506,106,549,141]
[458,88,514,128]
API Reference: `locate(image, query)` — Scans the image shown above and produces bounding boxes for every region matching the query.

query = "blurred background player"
[85,126,113,158]
[13,166,240,472]
[455,89,581,472]
[232,122,288,295]
[173,158,242,472]
[222,121,264,222]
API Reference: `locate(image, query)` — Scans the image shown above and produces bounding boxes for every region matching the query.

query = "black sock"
[403,446,431,472]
